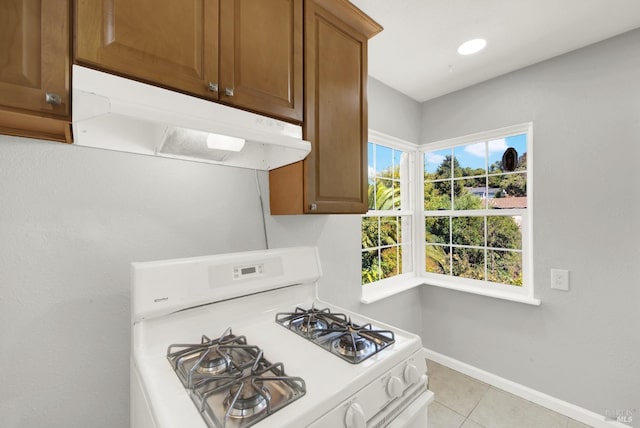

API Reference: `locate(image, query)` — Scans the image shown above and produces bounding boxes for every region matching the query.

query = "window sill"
[361,275,541,306]
[423,279,541,306]
[360,275,424,304]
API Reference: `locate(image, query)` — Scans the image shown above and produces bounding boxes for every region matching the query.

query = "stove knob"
[345,402,366,428]
[403,363,420,385]
[387,376,403,399]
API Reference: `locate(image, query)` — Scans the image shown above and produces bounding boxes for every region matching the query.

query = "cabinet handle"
[225,87,234,97]
[45,92,62,105]
[309,203,317,211]
[208,82,219,92]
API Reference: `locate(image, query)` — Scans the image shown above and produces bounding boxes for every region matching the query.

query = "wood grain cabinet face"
[269,0,381,214]
[0,0,70,118]
[220,0,303,122]
[75,0,302,122]
[75,0,219,98]
[0,0,71,142]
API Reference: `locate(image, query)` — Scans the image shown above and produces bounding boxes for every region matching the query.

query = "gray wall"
[419,29,640,418]
[0,137,266,428]
[369,76,422,143]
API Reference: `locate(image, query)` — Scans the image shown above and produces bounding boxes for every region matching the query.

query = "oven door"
[387,390,434,428]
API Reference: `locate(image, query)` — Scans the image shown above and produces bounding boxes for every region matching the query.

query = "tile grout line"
[433,400,468,427]
[459,385,492,428]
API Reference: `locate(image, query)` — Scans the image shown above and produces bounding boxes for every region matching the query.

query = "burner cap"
[296,315,328,335]
[196,351,231,375]
[333,334,374,359]
[225,380,271,418]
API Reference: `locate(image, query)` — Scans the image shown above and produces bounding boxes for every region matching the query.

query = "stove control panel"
[232,263,264,280]
[308,349,430,428]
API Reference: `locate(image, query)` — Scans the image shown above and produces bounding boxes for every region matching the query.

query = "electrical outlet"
[550,269,569,291]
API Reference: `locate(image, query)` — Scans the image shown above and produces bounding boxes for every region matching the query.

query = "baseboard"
[423,348,632,428]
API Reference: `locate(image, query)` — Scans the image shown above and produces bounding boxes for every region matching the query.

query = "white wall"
[0,137,266,428]
[419,29,640,419]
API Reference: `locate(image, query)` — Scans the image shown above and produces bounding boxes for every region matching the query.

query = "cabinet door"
[0,0,70,118]
[76,0,219,98]
[219,0,302,122]
[302,0,380,213]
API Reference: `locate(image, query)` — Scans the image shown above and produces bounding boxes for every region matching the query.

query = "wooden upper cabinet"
[0,0,71,142]
[269,0,381,214]
[75,0,219,99]
[75,0,302,122]
[219,0,302,122]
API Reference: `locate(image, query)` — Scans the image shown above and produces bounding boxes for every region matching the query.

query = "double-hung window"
[422,123,533,300]
[361,132,415,285]
[361,124,535,305]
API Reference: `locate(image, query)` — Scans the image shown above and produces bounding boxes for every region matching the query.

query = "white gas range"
[131,247,434,428]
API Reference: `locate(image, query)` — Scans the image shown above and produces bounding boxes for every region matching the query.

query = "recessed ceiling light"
[457,39,487,55]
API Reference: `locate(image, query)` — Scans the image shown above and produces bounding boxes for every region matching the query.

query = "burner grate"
[167,328,306,428]
[276,306,395,364]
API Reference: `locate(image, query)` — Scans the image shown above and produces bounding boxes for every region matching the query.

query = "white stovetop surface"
[132,283,423,428]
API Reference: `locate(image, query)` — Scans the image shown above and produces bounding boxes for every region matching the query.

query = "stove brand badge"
[154,297,169,303]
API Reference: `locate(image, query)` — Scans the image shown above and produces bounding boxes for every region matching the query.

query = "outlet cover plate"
[551,269,569,291]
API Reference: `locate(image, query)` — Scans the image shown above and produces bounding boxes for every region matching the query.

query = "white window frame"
[361,124,539,306]
[361,131,422,302]
[420,123,537,305]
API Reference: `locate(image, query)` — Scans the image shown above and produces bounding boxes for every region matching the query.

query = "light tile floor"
[426,360,592,428]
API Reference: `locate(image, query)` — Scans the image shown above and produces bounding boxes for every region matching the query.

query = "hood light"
[457,38,487,55]
[206,133,246,152]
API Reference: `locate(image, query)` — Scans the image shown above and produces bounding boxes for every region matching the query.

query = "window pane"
[361,217,379,249]
[374,178,394,210]
[488,173,527,209]
[487,134,527,172]
[425,180,451,210]
[452,216,484,246]
[454,177,486,210]
[452,247,485,280]
[454,143,486,177]
[393,150,404,177]
[376,145,393,176]
[424,149,451,180]
[362,249,380,284]
[380,216,399,246]
[367,181,376,210]
[393,180,401,210]
[426,245,450,274]
[368,142,375,179]
[487,216,522,249]
[381,246,400,278]
[425,216,449,244]
[487,250,522,286]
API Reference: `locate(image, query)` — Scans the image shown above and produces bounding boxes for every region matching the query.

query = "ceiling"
[350,0,640,102]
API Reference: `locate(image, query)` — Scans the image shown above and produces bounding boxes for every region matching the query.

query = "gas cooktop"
[167,328,305,428]
[275,306,395,364]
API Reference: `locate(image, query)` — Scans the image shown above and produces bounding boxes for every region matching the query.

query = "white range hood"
[72,65,310,170]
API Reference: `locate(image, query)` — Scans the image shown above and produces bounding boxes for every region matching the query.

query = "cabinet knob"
[45,92,62,105]
[309,203,317,211]
[208,82,219,92]
[225,87,234,97]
